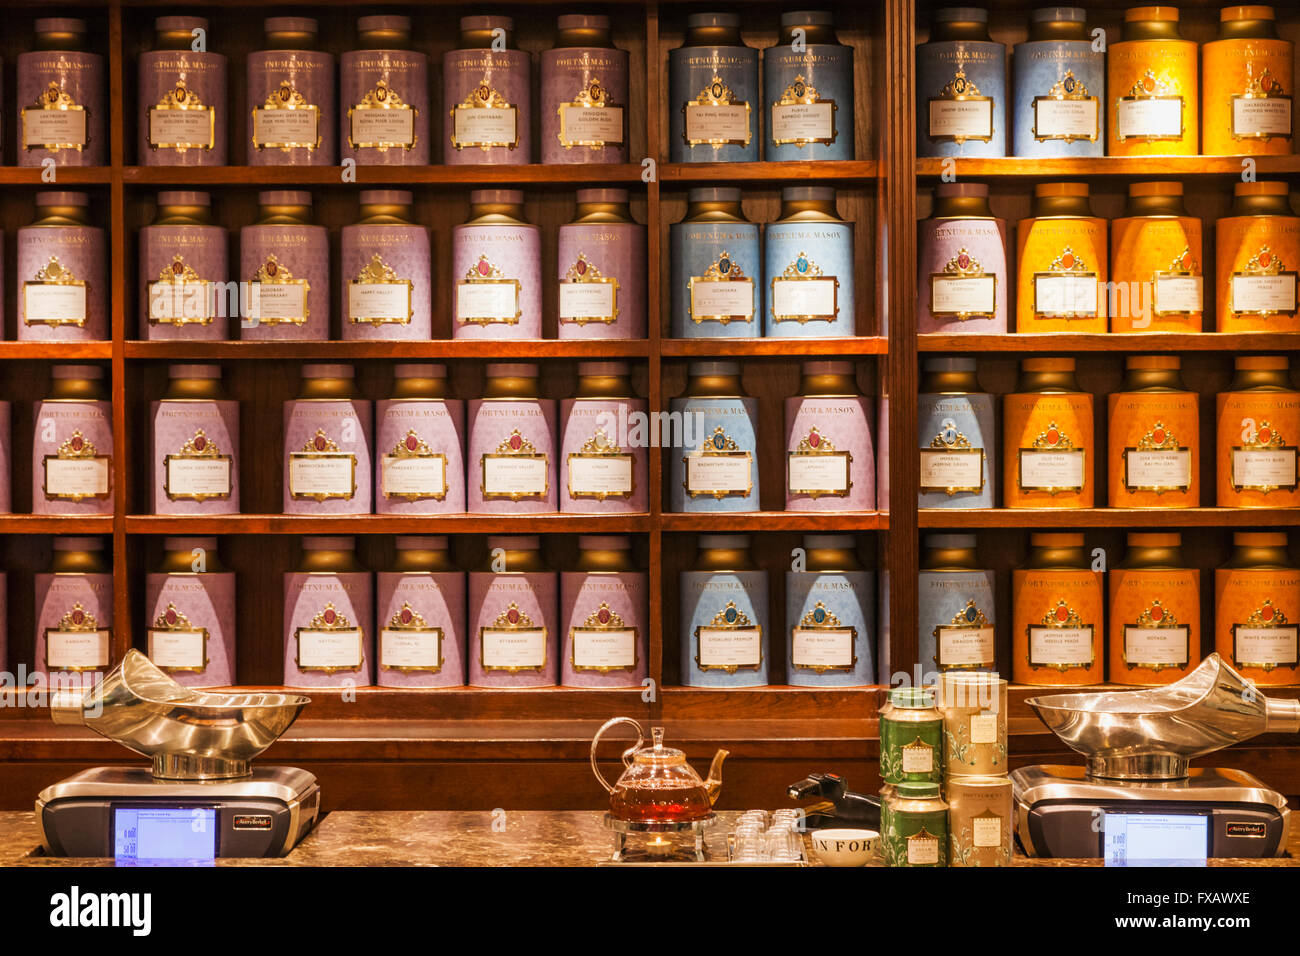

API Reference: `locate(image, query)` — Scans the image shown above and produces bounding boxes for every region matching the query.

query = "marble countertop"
[3,810,1298,867]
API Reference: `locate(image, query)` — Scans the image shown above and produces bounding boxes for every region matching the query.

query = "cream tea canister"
[453,190,543,340]
[283,536,373,688]
[34,536,112,681]
[151,364,239,516]
[341,15,429,166]
[444,16,531,164]
[468,364,558,515]
[560,362,648,514]
[469,536,559,688]
[138,16,227,166]
[541,15,629,165]
[32,365,113,517]
[377,536,466,688]
[283,364,373,516]
[140,191,227,339]
[247,17,335,166]
[240,191,330,341]
[561,535,648,688]
[145,537,236,688]
[17,17,106,167]
[341,190,431,341]
[375,364,466,516]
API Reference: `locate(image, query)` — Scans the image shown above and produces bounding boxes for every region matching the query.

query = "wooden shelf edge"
[124,340,652,359]
[661,337,887,356]
[0,343,113,360]
[660,160,878,183]
[919,508,1300,528]
[0,516,115,533]
[123,164,647,186]
[659,512,888,531]
[916,156,1300,178]
[124,514,655,533]
[918,332,1300,352]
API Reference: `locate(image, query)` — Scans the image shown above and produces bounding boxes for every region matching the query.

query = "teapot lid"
[632,726,687,765]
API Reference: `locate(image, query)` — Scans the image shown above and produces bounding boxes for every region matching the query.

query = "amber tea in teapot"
[591,717,728,823]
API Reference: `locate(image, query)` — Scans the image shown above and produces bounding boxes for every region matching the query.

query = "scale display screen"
[112,807,217,866]
[1103,811,1209,867]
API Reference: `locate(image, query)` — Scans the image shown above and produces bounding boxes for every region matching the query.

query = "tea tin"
[443,16,531,165]
[1215,182,1300,332]
[879,687,942,785]
[453,190,543,341]
[33,537,112,680]
[784,361,875,512]
[669,13,759,164]
[341,190,431,342]
[764,187,855,338]
[1110,182,1204,333]
[947,775,1013,867]
[559,362,648,514]
[918,183,1008,334]
[240,191,330,341]
[1202,5,1293,157]
[283,365,373,516]
[468,537,558,688]
[247,17,335,166]
[541,15,629,165]
[138,16,227,166]
[1109,533,1199,685]
[32,365,113,517]
[1215,532,1299,685]
[670,361,760,513]
[557,190,646,340]
[918,357,995,509]
[377,536,466,688]
[679,535,769,688]
[1002,358,1094,509]
[1015,183,1107,333]
[151,365,239,516]
[17,18,106,167]
[340,16,429,166]
[1107,355,1199,508]
[145,537,235,688]
[918,534,997,677]
[17,191,107,342]
[375,365,466,516]
[763,10,853,162]
[1107,6,1198,157]
[139,192,228,340]
[916,7,1006,158]
[1011,7,1103,158]
[937,672,1009,775]
[1215,355,1300,508]
[1012,532,1105,685]
[883,781,949,867]
[283,536,373,688]
[785,534,875,687]
[561,536,648,688]
[467,364,558,515]
[671,188,761,339]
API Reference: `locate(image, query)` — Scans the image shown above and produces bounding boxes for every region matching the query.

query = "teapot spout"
[705,749,729,806]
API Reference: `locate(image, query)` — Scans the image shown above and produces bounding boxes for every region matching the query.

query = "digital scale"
[38,650,319,861]
[1013,654,1298,861]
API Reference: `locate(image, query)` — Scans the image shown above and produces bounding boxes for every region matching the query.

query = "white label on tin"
[482,628,547,669]
[558,104,624,145]
[1034,274,1097,316]
[149,108,214,148]
[1233,449,1298,490]
[690,279,754,321]
[24,109,88,148]
[148,630,206,669]
[1034,98,1098,139]
[1020,450,1086,490]
[457,281,519,323]
[772,277,837,320]
[937,627,995,667]
[573,629,637,669]
[1231,274,1298,314]
[382,455,447,498]
[684,103,750,143]
[697,627,762,668]
[148,281,214,323]
[348,283,410,324]
[920,450,983,491]
[253,108,319,148]
[1029,626,1094,665]
[932,275,996,315]
[47,630,111,669]
[1124,626,1189,665]
[901,745,934,775]
[25,284,87,324]
[771,102,835,143]
[686,455,751,495]
[1233,97,1292,138]
[483,455,548,497]
[297,629,364,669]
[1124,449,1191,490]
[453,107,518,147]
[559,282,616,322]
[380,628,442,670]
[791,627,854,669]
[45,458,110,499]
[166,458,232,499]
[1154,275,1203,313]
[972,814,1002,848]
[351,108,415,148]
[969,712,998,745]
[288,454,355,498]
[1236,626,1299,665]
[928,99,992,139]
[1117,97,1182,139]
[250,281,307,323]
[568,455,633,497]
[907,832,941,865]
[787,453,850,495]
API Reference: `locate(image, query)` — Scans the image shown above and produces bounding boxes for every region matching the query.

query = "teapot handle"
[590,716,644,794]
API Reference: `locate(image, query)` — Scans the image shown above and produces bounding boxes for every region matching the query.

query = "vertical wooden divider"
[644,1,664,724]
[109,0,131,659]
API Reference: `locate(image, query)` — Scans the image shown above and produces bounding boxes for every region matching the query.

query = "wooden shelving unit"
[0,0,1297,811]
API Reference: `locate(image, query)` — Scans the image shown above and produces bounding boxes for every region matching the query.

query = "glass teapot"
[591,717,728,823]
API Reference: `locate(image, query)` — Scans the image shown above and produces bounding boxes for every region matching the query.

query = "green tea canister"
[879,687,943,785]
[884,781,949,867]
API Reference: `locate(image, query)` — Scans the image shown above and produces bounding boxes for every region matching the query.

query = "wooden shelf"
[919,508,1300,529]
[125,514,655,534]
[919,333,1300,352]
[124,340,652,360]
[661,337,887,356]
[917,155,1300,179]
[0,342,112,360]
[0,167,111,185]
[660,512,888,532]
[0,516,114,534]
[123,164,648,187]
[660,160,879,184]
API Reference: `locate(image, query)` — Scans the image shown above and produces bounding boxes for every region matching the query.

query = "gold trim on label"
[557,77,624,149]
[1230,420,1299,494]
[481,430,549,501]
[689,251,754,325]
[559,253,620,325]
[348,253,414,325]
[694,601,763,673]
[569,604,639,673]
[1229,246,1298,317]
[1116,70,1184,143]
[920,421,985,495]
[927,63,993,144]
[1122,421,1190,494]
[251,255,310,326]
[683,426,753,499]
[148,603,211,673]
[567,427,634,501]
[380,603,444,673]
[288,430,358,502]
[43,430,111,502]
[683,74,752,148]
[458,255,522,325]
[451,79,518,151]
[1031,70,1099,143]
[164,429,233,502]
[480,603,548,673]
[791,602,857,673]
[1017,420,1086,495]
[770,74,837,148]
[933,600,996,670]
[349,79,418,151]
[24,255,88,327]
[22,81,89,152]
[381,431,448,502]
[1122,600,1190,671]
[1232,601,1299,671]
[294,603,365,674]
[149,79,216,151]
[253,80,322,151]
[44,601,111,672]
[786,426,852,498]
[770,251,839,323]
[1231,61,1293,142]
[929,247,997,320]
[1027,599,1095,671]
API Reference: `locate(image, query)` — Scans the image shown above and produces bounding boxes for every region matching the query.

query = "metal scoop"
[1026,653,1300,780]
[51,649,310,780]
